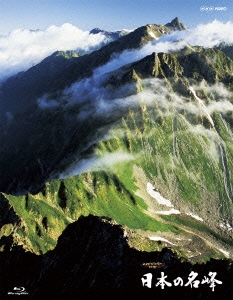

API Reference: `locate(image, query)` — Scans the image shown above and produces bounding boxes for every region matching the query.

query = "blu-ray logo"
[14,287,25,292]
[8,286,28,295]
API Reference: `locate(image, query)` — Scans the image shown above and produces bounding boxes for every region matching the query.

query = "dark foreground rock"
[1,215,232,300]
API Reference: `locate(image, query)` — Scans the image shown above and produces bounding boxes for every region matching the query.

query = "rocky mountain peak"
[165,17,186,31]
[90,28,103,34]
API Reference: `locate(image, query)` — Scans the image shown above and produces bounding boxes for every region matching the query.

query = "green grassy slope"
[2,97,233,262]
[1,40,233,263]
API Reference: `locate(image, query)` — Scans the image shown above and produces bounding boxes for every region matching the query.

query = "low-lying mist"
[35,74,233,183]
[58,152,134,179]
[1,72,232,194]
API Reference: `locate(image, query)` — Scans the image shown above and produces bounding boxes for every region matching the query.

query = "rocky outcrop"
[165,17,186,31]
[105,48,233,88]
[1,215,232,299]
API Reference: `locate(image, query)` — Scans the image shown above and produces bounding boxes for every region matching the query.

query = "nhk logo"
[200,6,227,12]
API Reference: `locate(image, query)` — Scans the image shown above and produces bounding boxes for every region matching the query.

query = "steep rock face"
[1,215,232,299]
[106,47,233,87]
[165,17,186,31]
[216,44,233,60]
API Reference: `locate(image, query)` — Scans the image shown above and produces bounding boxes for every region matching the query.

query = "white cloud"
[58,152,134,179]
[207,101,233,114]
[179,20,233,48]
[188,124,221,162]
[0,23,109,81]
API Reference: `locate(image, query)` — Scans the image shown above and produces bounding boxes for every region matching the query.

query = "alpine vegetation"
[0,17,233,299]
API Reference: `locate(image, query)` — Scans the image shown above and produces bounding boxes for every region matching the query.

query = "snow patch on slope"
[155,208,180,215]
[147,183,173,207]
[218,248,230,257]
[148,31,158,39]
[220,222,232,231]
[149,236,177,246]
[187,213,203,222]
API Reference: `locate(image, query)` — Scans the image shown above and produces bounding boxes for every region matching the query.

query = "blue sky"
[0,0,232,33]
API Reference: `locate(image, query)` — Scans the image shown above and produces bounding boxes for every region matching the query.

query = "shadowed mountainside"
[1,215,232,300]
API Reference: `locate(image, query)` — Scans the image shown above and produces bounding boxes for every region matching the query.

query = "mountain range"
[0,18,233,299]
